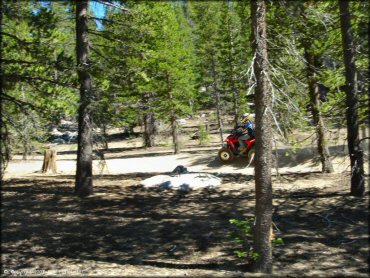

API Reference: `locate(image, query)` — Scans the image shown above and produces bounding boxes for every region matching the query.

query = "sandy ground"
[5,125,369,178]
[3,141,358,179]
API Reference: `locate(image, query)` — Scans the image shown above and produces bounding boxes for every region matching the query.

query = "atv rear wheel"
[218,148,234,163]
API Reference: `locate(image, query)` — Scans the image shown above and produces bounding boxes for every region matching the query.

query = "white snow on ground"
[141,173,222,190]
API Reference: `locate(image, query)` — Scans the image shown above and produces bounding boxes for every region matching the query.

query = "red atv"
[218,129,256,165]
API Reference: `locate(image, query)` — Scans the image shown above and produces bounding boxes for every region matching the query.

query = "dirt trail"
[4,144,354,179]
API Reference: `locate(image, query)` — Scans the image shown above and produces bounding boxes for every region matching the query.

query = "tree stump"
[41,148,57,174]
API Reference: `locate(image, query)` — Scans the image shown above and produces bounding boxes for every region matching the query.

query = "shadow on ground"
[1,176,251,273]
[1,173,368,276]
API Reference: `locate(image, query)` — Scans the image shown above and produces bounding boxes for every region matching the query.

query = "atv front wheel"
[218,148,234,163]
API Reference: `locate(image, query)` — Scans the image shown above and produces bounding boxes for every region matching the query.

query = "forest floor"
[2,126,370,277]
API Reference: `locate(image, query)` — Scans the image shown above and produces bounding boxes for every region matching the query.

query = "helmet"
[241,113,252,123]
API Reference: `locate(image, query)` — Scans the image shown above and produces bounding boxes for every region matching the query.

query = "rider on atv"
[237,113,255,155]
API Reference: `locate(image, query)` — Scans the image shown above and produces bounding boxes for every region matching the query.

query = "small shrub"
[198,125,209,145]
[229,218,257,261]
[229,218,283,262]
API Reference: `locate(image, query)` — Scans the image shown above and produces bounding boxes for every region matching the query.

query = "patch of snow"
[176,118,187,125]
[141,173,222,191]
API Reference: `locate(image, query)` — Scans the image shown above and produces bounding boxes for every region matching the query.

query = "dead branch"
[95,0,130,12]
[318,212,335,228]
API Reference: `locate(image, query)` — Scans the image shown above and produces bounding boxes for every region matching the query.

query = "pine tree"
[123,2,197,153]
[339,0,365,197]
[251,0,273,273]
[187,2,225,143]
[300,2,334,173]
[1,1,77,174]
[75,0,94,198]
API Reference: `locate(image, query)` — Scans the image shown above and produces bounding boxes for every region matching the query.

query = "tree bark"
[75,0,93,198]
[304,48,334,173]
[144,112,156,148]
[41,148,57,174]
[210,57,224,144]
[226,27,239,127]
[167,83,179,154]
[251,0,273,273]
[102,123,108,150]
[339,0,365,196]
[171,113,179,154]
[21,87,31,160]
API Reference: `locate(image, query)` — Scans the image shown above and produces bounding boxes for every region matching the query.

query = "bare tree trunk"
[22,137,30,160]
[215,90,224,144]
[167,82,180,154]
[251,0,273,273]
[226,27,239,127]
[144,112,156,148]
[232,89,239,127]
[210,58,224,144]
[21,86,31,160]
[75,0,93,198]
[171,113,179,154]
[280,111,290,142]
[102,123,108,150]
[304,48,334,173]
[339,0,365,196]
[0,0,8,181]
[42,148,57,174]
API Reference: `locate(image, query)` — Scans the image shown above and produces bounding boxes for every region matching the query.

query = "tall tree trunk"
[171,113,179,154]
[280,111,290,142]
[102,123,108,150]
[226,23,240,127]
[0,0,7,181]
[210,57,224,144]
[75,0,93,198]
[232,89,239,127]
[304,48,334,173]
[230,65,239,127]
[144,112,156,148]
[251,0,273,273]
[167,83,179,154]
[21,87,30,160]
[215,89,224,144]
[339,0,365,196]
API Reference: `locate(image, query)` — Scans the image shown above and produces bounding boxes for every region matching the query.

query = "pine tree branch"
[94,0,130,12]
[1,59,35,65]
[3,74,78,89]
[1,59,74,73]
[89,16,112,22]
[90,45,112,62]
[89,30,128,45]
[1,92,40,112]
[0,32,32,46]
